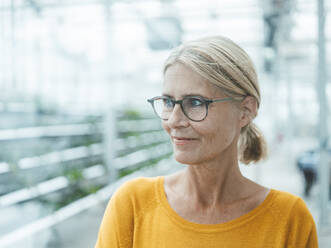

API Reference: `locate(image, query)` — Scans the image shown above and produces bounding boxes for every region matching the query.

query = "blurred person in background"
[95,36,318,247]
[296,147,331,198]
[296,149,318,197]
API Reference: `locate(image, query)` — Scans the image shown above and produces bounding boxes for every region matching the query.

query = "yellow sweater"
[95,176,318,248]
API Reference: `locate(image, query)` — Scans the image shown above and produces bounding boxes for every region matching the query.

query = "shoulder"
[271,189,302,208]
[270,190,315,224]
[96,177,160,247]
[111,176,160,209]
[114,176,159,196]
[270,190,318,246]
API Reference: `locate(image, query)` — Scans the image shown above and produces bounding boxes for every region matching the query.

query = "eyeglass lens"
[153,97,207,121]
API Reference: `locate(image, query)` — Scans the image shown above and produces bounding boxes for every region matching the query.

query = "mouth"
[171,136,198,145]
[172,136,196,140]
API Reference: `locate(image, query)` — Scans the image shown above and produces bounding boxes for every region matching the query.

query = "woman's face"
[162,63,243,165]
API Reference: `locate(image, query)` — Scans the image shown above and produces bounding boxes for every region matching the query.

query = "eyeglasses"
[147,95,232,122]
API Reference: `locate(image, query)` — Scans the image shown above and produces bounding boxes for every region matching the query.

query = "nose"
[166,104,189,128]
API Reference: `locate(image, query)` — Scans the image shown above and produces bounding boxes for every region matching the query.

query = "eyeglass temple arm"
[209,97,233,103]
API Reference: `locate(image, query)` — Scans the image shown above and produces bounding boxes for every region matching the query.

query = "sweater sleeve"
[306,224,318,248]
[94,181,135,248]
[286,198,318,248]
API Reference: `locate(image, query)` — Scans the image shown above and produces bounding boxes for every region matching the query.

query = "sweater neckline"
[155,175,276,232]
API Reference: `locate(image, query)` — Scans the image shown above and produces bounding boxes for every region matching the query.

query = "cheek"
[162,121,170,135]
[202,127,226,147]
[201,117,239,147]
[215,126,234,145]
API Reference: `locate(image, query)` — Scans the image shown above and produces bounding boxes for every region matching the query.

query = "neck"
[182,152,249,208]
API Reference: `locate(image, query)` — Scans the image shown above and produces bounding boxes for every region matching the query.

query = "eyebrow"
[162,93,208,98]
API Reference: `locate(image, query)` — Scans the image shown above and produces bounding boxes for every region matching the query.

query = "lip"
[172,136,198,145]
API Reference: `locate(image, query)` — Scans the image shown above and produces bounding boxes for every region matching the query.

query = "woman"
[95,36,318,247]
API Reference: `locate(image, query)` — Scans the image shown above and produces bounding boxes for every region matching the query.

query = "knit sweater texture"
[95,176,318,248]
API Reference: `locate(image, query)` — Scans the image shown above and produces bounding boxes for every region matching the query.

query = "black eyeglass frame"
[147,95,233,122]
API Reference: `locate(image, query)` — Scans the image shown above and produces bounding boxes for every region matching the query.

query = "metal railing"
[0,111,172,247]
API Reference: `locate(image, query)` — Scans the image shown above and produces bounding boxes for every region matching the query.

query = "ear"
[239,96,257,128]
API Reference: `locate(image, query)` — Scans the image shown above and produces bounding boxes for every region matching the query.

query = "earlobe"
[239,110,250,128]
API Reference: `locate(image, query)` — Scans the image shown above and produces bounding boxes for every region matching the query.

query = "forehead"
[163,63,221,98]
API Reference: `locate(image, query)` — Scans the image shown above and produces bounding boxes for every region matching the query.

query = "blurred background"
[0,0,330,247]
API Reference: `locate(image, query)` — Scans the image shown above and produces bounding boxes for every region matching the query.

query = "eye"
[162,98,173,108]
[188,97,204,107]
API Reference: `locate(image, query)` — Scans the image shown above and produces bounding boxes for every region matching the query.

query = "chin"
[173,150,201,165]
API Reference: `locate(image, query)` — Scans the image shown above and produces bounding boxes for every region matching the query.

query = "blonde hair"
[163,36,267,164]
